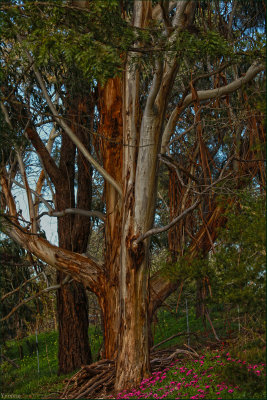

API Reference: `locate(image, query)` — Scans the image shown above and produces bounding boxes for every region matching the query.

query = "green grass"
[1,309,265,399]
[0,325,103,399]
[152,306,229,351]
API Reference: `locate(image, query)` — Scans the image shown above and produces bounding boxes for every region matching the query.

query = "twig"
[183,343,199,357]
[136,199,200,243]
[0,354,20,369]
[1,272,43,302]
[205,309,220,342]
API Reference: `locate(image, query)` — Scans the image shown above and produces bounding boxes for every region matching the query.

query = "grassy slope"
[1,310,265,399]
[1,325,102,398]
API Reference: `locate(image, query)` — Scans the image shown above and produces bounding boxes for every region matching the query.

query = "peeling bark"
[98,76,123,359]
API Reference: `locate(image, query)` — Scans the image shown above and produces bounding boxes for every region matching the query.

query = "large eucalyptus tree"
[1,0,265,392]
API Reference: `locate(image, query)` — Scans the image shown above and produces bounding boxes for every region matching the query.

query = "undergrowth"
[116,350,266,399]
[0,311,265,399]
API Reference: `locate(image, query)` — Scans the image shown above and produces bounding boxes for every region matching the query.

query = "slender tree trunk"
[56,273,91,374]
[56,90,94,374]
[56,186,92,374]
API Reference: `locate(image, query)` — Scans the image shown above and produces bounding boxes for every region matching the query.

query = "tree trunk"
[56,189,92,374]
[98,76,123,359]
[116,226,151,391]
[56,273,91,374]
[56,90,94,374]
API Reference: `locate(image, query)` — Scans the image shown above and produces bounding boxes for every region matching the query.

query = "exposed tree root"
[59,347,199,399]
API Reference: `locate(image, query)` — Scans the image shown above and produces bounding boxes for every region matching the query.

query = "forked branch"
[18,36,122,197]
[136,199,200,243]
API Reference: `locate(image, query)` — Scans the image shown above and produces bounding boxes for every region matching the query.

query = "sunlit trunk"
[98,77,123,359]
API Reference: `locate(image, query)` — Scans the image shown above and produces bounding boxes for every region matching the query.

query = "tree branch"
[149,273,180,317]
[1,272,43,302]
[1,171,18,217]
[3,93,61,187]
[1,218,104,292]
[145,58,163,113]
[136,199,200,244]
[159,154,199,183]
[10,178,54,212]
[182,61,264,107]
[1,279,73,322]
[37,208,106,222]
[172,0,191,28]
[16,150,37,233]
[152,1,176,20]
[161,61,264,153]
[18,38,122,197]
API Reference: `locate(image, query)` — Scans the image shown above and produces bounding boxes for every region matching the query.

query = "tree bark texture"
[98,76,123,360]
[56,92,94,374]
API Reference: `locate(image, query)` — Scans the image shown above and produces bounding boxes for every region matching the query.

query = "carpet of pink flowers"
[115,350,266,399]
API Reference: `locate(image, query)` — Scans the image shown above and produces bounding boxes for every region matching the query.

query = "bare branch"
[159,154,199,183]
[227,0,238,37]
[17,36,122,197]
[37,208,106,222]
[182,61,264,107]
[137,155,233,244]
[159,1,172,35]
[1,101,13,128]
[10,178,54,212]
[161,61,264,152]
[136,199,200,244]
[34,126,58,224]
[16,150,37,233]
[0,354,20,369]
[1,279,73,322]
[1,272,43,302]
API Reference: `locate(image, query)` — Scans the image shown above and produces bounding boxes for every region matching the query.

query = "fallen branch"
[151,332,191,351]
[0,354,20,369]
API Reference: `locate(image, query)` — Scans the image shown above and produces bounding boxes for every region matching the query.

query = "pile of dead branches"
[59,346,199,399]
[60,359,115,399]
